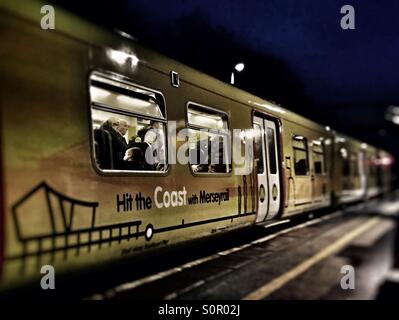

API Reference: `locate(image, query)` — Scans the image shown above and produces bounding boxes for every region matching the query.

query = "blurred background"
[51,0,399,185]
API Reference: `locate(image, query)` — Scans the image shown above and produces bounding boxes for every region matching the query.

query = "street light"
[231,62,245,85]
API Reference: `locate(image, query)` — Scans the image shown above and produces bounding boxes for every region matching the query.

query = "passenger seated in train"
[190,137,230,173]
[108,119,129,169]
[94,117,130,170]
[123,138,157,171]
[137,120,166,171]
[123,146,147,171]
[101,117,119,132]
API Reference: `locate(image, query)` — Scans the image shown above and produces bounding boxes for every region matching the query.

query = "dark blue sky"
[127,0,399,107]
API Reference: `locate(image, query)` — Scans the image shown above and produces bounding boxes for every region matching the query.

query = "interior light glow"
[116,95,153,108]
[107,49,139,67]
[90,86,110,100]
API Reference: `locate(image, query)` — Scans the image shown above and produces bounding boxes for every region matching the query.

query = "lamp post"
[230,62,245,85]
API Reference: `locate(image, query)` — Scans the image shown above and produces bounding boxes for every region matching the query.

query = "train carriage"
[0,0,393,290]
[332,134,368,204]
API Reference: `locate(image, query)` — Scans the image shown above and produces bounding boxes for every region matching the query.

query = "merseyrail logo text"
[200,189,230,205]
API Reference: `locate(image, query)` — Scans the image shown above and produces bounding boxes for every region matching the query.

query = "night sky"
[52,0,399,172]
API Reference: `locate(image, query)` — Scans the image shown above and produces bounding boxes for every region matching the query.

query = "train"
[0,0,394,290]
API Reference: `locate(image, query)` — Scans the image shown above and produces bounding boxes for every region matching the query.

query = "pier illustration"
[11,182,143,265]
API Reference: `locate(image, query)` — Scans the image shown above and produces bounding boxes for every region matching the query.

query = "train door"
[253,116,281,222]
[311,140,325,202]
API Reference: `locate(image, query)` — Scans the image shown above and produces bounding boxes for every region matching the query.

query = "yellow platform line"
[242,217,381,300]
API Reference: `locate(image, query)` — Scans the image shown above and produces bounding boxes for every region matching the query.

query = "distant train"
[0,0,393,290]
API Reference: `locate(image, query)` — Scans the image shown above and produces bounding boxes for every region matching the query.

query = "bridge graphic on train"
[11,182,142,265]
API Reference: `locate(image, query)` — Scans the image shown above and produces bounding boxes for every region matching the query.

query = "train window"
[312,141,325,175]
[293,135,309,176]
[187,103,231,174]
[254,124,264,174]
[266,127,277,174]
[340,148,350,176]
[89,72,168,173]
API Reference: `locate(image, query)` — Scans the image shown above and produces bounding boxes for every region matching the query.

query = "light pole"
[230,62,245,85]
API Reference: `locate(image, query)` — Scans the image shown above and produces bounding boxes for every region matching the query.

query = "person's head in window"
[111,118,119,130]
[102,117,119,131]
[150,120,162,130]
[123,147,143,162]
[116,119,129,136]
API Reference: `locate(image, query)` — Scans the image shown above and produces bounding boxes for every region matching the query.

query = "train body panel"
[332,134,368,204]
[280,119,332,216]
[0,0,394,289]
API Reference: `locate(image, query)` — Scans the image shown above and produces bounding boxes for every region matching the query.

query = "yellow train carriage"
[331,132,391,204]
[279,118,332,215]
[332,133,368,204]
[0,0,393,290]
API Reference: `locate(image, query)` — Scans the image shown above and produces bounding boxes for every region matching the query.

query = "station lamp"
[230,62,245,85]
